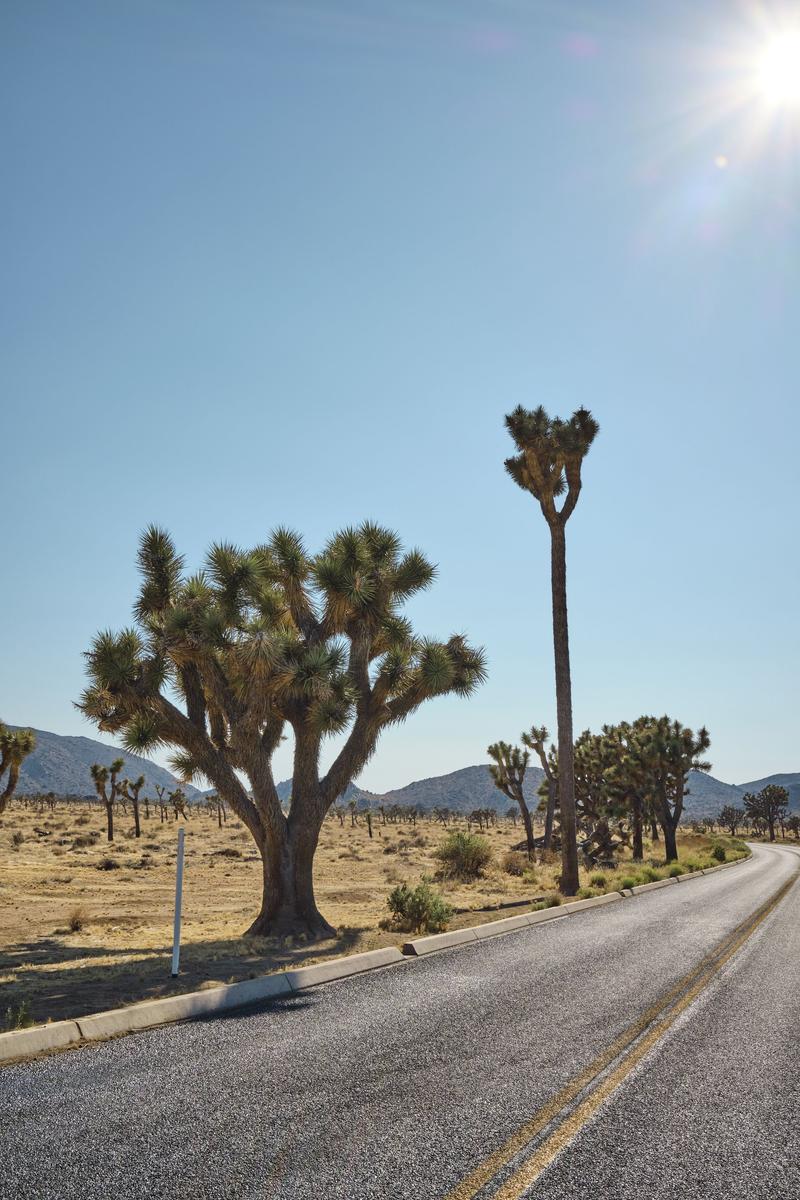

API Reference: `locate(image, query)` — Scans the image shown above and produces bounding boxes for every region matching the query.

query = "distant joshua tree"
[0,722,36,816]
[90,758,125,842]
[718,804,746,837]
[503,405,599,894]
[744,785,790,843]
[487,738,535,853]
[120,774,145,838]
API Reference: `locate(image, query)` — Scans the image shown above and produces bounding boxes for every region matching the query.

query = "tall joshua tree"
[487,739,535,853]
[0,722,36,817]
[78,523,486,938]
[504,406,599,895]
[90,758,125,842]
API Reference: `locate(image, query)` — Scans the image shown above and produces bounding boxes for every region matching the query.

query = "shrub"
[97,856,120,871]
[545,895,561,907]
[11,832,23,849]
[4,1000,34,1030]
[72,832,100,849]
[589,873,607,888]
[215,847,242,858]
[502,850,529,877]
[620,876,637,890]
[382,880,453,933]
[75,815,91,826]
[68,906,88,932]
[667,864,683,877]
[640,866,662,882]
[382,844,398,855]
[434,831,492,880]
[577,886,596,899]
[711,844,727,863]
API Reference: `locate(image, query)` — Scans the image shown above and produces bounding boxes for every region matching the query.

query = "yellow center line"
[443,872,796,1200]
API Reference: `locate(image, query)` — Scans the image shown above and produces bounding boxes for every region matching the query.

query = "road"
[2,843,799,1200]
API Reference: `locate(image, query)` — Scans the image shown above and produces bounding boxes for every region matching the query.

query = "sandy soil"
[0,801,742,1026]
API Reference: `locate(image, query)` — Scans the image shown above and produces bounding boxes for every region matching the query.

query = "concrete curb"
[0,1020,82,1064]
[404,854,752,955]
[1,946,405,1064]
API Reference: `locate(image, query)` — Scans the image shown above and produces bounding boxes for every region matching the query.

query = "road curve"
[2,844,798,1200]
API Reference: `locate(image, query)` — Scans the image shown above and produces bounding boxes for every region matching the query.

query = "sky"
[2,0,798,791]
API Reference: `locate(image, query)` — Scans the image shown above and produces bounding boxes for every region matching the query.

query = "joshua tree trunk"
[650,817,659,842]
[133,800,141,838]
[631,793,644,861]
[542,783,556,851]
[246,818,334,939]
[520,802,535,855]
[105,800,114,842]
[549,523,579,894]
[663,821,678,863]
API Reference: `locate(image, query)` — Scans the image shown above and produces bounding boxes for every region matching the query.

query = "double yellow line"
[444,871,796,1200]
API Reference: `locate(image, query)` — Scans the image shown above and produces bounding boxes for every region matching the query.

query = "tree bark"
[519,799,535,855]
[550,523,579,895]
[663,820,678,863]
[245,817,335,939]
[133,800,141,838]
[105,801,114,842]
[631,793,643,860]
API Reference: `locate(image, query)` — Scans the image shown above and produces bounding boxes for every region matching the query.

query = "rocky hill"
[10,727,199,799]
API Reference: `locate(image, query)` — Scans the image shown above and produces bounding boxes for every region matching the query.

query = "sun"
[755,30,800,107]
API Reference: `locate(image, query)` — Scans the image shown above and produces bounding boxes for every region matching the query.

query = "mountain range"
[8,726,798,818]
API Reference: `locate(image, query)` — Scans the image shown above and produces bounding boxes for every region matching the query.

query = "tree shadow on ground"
[1,925,368,1026]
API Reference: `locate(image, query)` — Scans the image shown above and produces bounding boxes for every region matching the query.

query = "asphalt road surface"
[3,843,799,1200]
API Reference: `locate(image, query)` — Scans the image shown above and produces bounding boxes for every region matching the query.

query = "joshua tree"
[487,738,535,853]
[718,804,746,837]
[78,523,486,938]
[120,775,145,838]
[744,785,789,842]
[90,758,125,842]
[154,783,168,822]
[640,718,711,862]
[0,723,36,816]
[786,814,800,841]
[504,406,599,894]
[522,725,557,850]
[169,786,189,821]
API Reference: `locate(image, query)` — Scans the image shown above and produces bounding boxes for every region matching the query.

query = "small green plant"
[589,873,607,888]
[711,844,727,863]
[577,886,596,899]
[545,895,561,907]
[620,876,637,890]
[4,999,34,1030]
[640,866,662,882]
[382,879,453,933]
[434,831,492,880]
[667,864,683,878]
[97,856,120,871]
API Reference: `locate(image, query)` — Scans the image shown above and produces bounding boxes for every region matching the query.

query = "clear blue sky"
[2,1,797,789]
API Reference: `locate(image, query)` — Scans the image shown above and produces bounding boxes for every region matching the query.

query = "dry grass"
[0,804,746,1026]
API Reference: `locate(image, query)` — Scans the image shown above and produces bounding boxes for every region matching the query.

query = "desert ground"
[1,800,746,1026]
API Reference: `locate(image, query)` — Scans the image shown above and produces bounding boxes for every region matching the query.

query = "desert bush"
[143,842,161,851]
[382,844,398,855]
[667,864,683,877]
[640,866,662,882]
[620,876,637,890]
[711,844,727,863]
[75,815,91,826]
[577,886,597,899]
[382,879,453,933]
[72,832,100,849]
[97,856,120,871]
[3,1000,34,1031]
[434,831,492,880]
[589,872,607,888]
[215,847,242,858]
[502,850,529,877]
[11,831,24,849]
[68,906,88,932]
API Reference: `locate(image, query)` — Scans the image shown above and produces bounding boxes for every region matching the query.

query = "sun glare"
[755,30,800,107]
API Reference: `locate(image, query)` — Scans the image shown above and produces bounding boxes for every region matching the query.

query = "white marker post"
[171,827,185,977]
